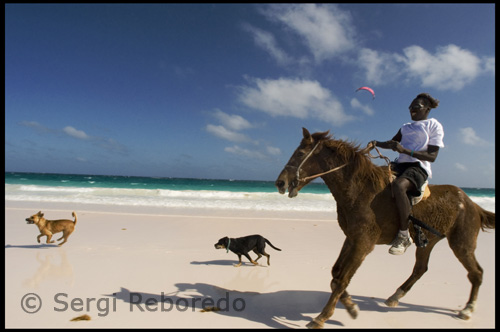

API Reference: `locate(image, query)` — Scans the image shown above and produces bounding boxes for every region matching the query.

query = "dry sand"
[5,202,495,328]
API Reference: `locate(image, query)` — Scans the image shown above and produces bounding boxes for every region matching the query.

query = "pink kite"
[355,86,375,99]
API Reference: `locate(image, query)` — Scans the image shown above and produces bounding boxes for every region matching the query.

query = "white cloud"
[18,122,127,155]
[212,109,253,131]
[482,56,495,75]
[242,24,293,66]
[350,98,374,116]
[262,4,356,62]
[403,45,482,91]
[224,145,267,160]
[20,121,43,128]
[19,121,54,134]
[455,163,467,172]
[357,48,405,85]
[63,126,90,140]
[206,124,249,143]
[357,45,492,91]
[266,146,281,156]
[238,77,354,126]
[459,127,489,146]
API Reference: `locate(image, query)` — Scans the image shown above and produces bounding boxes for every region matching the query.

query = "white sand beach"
[5,202,495,328]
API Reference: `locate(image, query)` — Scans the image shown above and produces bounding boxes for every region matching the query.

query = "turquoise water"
[4,172,331,194]
[5,172,495,212]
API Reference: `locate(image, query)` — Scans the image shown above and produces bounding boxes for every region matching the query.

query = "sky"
[5,4,495,188]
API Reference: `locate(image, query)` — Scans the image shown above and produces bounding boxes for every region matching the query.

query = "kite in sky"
[355,86,375,99]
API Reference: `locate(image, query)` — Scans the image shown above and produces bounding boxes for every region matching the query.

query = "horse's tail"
[475,204,495,231]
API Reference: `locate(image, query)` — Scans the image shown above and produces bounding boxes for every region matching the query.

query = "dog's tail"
[265,239,282,251]
[72,211,78,225]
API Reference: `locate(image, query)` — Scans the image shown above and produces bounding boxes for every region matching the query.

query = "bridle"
[284,141,347,183]
[285,141,392,183]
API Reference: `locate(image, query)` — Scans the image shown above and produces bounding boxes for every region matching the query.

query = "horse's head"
[275,127,330,198]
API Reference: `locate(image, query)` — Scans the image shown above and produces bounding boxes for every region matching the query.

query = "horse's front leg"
[307,238,374,329]
[340,290,359,319]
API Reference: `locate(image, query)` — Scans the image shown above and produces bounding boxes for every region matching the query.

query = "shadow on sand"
[104,283,458,328]
[5,244,58,249]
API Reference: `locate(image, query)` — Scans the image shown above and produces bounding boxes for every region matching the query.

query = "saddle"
[389,175,431,206]
[410,180,430,206]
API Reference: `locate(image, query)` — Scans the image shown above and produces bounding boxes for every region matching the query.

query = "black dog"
[214,235,282,267]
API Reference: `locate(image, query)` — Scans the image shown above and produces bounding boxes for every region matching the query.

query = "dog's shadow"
[5,244,58,249]
[191,260,259,266]
[105,283,458,328]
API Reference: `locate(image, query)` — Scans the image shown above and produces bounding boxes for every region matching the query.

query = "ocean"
[5,172,495,213]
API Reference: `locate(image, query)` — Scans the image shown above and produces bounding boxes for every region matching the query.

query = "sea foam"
[5,184,494,213]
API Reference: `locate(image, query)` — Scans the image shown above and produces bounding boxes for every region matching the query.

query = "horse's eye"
[297,150,307,157]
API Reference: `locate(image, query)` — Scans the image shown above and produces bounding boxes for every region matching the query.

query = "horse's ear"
[302,127,313,144]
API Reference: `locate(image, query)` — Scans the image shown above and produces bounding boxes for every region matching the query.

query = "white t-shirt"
[396,118,444,178]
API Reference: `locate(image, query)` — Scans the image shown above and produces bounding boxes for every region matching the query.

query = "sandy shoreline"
[5,202,495,328]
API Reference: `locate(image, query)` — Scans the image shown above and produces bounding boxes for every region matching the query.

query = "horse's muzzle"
[275,168,300,198]
[275,179,287,195]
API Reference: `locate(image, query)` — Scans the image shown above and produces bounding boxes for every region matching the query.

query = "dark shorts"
[391,162,428,196]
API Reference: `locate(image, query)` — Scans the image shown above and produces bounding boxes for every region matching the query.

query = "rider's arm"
[394,144,440,162]
[369,130,402,150]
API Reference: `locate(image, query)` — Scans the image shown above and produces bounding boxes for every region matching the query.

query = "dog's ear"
[37,211,43,216]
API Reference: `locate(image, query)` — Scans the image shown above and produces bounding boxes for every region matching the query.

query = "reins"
[363,144,393,183]
[287,141,392,183]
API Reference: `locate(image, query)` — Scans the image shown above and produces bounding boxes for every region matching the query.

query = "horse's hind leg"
[386,238,440,307]
[448,234,483,320]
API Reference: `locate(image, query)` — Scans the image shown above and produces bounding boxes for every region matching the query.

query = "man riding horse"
[369,93,444,255]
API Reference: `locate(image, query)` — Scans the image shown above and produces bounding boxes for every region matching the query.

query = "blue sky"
[5,4,495,188]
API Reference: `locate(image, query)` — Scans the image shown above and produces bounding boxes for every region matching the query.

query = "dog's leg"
[58,234,68,246]
[253,249,263,262]
[244,253,258,265]
[37,234,43,243]
[234,255,243,267]
[57,230,73,246]
[45,232,54,244]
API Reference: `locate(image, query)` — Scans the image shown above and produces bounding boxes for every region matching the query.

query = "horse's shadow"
[105,283,458,328]
[5,244,58,249]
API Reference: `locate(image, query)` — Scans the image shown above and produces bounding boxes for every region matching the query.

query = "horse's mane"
[315,132,389,191]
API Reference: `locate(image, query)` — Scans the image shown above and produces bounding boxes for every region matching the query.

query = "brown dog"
[26,211,78,246]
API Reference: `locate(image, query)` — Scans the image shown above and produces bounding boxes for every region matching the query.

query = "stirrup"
[413,224,428,248]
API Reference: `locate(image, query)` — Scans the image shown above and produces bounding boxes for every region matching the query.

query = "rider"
[369,93,444,255]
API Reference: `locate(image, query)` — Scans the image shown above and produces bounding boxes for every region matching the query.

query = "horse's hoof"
[457,302,476,320]
[385,298,399,307]
[306,319,324,329]
[346,303,359,319]
[457,304,474,320]
[457,310,471,320]
[385,288,405,307]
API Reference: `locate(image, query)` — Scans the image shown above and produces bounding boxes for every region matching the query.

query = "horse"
[274,128,495,329]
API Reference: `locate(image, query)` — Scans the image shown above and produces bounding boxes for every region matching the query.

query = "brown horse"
[275,128,495,329]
